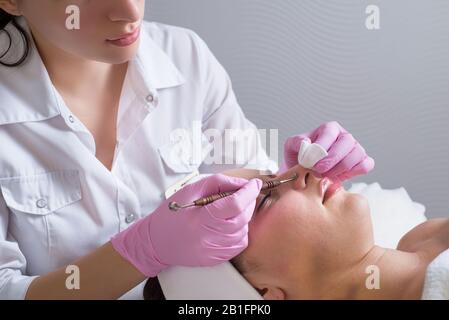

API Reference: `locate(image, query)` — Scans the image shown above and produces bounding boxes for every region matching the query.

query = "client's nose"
[282,165,313,190]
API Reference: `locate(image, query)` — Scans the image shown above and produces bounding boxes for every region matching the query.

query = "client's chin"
[329,188,371,219]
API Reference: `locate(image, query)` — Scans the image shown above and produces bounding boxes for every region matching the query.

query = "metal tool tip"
[168,202,181,211]
[282,173,299,183]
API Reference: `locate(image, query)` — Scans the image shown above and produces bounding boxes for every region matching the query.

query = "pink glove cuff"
[111,216,168,278]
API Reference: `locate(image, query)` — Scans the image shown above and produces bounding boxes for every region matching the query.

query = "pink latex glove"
[111,174,262,277]
[281,121,375,182]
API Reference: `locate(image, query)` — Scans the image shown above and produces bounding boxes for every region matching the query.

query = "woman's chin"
[95,42,140,64]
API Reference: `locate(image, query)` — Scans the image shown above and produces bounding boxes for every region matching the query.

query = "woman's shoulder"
[139,20,218,80]
[397,218,449,262]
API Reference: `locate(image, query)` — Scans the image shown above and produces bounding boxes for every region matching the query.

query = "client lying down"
[144,165,449,300]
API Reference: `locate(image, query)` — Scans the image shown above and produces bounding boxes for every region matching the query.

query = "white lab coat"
[0,19,277,299]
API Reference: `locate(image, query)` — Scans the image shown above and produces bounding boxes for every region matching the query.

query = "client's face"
[237,165,374,300]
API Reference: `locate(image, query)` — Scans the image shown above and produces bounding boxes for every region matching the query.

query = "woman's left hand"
[282,121,375,182]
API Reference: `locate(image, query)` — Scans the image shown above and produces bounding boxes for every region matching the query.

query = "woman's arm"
[26,170,267,300]
[25,242,146,300]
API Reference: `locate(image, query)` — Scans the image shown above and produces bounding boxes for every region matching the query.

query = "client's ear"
[257,286,286,300]
[0,0,21,16]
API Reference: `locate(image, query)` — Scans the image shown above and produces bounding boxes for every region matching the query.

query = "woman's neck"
[304,246,427,300]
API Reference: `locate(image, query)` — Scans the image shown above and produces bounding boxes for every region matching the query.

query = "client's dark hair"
[0,9,30,67]
[143,255,249,300]
[143,276,166,300]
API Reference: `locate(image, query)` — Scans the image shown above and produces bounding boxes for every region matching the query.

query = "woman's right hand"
[111,174,262,277]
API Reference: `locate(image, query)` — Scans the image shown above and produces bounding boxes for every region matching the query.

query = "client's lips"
[321,179,343,203]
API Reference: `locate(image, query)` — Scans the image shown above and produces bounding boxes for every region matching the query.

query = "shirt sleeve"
[0,192,38,300]
[191,32,279,175]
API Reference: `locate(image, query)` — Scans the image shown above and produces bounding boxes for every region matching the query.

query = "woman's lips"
[321,178,343,203]
[106,27,141,47]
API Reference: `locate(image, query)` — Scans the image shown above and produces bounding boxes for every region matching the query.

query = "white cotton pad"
[158,262,264,300]
[297,139,328,169]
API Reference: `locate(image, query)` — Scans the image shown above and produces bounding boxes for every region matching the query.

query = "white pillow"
[348,182,427,249]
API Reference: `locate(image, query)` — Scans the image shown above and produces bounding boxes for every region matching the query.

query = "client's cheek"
[249,207,288,241]
[246,221,283,262]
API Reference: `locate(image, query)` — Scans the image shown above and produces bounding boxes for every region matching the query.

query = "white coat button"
[68,115,75,123]
[125,213,136,224]
[36,198,47,209]
[145,94,154,103]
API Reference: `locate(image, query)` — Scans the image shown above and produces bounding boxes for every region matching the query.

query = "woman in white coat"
[0,0,374,299]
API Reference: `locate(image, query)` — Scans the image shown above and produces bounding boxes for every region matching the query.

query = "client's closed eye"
[256,191,272,212]
[256,189,279,213]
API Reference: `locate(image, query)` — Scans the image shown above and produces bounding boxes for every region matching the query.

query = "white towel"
[421,249,449,300]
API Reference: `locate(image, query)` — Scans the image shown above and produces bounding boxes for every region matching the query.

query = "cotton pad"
[297,139,328,169]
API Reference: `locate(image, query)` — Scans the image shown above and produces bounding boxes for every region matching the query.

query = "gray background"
[145,0,449,218]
